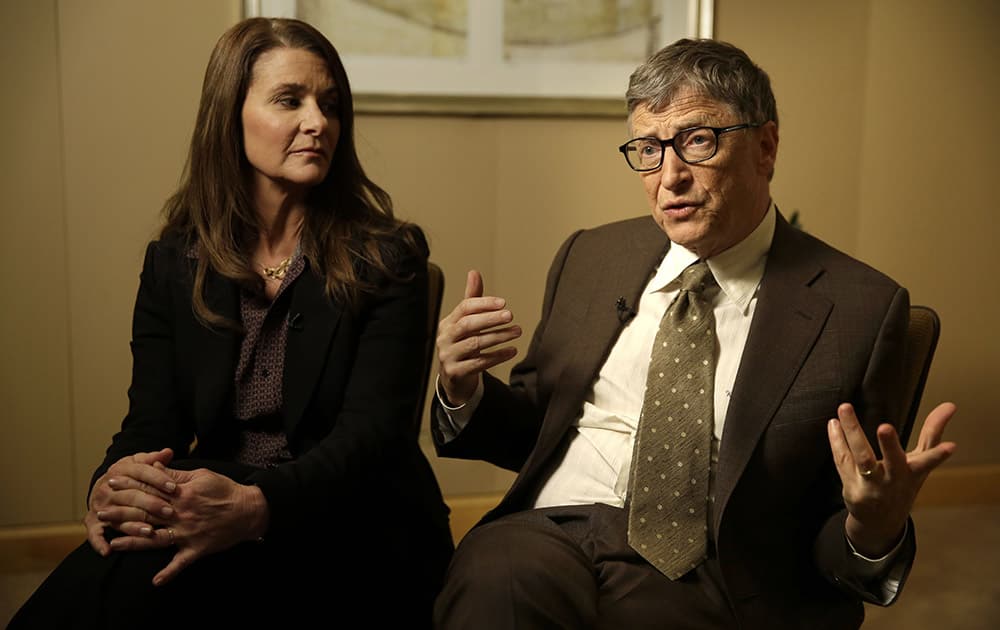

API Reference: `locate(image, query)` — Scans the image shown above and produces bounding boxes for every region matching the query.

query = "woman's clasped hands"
[86,447,269,585]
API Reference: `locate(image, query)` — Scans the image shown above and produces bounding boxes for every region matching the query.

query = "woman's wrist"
[239,484,270,542]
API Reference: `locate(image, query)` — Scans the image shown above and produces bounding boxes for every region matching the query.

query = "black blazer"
[435,213,914,628]
[95,229,451,545]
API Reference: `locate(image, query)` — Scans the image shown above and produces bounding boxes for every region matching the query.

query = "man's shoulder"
[567,215,662,250]
[582,215,659,236]
[545,216,666,292]
[776,220,901,290]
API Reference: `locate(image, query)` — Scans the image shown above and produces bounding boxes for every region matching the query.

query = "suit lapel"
[282,267,342,435]
[572,219,669,391]
[534,219,669,465]
[712,216,832,533]
[560,219,670,419]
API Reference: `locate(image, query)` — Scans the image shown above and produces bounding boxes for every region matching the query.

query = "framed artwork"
[244,0,714,116]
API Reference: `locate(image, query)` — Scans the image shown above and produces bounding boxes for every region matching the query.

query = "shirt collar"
[646,201,775,314]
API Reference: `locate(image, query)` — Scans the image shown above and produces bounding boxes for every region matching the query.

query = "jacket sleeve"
[813,286,916,605]
[90,240,194,495]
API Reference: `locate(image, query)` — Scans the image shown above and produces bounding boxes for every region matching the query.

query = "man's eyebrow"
[633,121,709,140]
[673,119,711,132]
[632,116,711,138]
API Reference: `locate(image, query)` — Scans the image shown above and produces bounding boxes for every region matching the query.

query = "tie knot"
[679,261,714,294]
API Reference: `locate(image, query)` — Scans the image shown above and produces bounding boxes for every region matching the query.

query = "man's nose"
[658,148,691,191]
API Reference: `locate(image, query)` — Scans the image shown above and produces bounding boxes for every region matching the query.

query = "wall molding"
[0,523,84,573]
[912,464,1000,507]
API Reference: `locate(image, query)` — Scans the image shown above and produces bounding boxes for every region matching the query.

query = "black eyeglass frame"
[618,122,764,171]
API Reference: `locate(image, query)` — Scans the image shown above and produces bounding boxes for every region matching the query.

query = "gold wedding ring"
[167,528,176,544]
[858,467,874,478]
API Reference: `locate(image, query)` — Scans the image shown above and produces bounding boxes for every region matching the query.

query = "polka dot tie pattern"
[627,261,716,580]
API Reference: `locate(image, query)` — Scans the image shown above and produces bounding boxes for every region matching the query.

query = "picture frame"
[244,0,714,117]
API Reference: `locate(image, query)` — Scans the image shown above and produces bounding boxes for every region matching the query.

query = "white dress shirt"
[531,206,773,509]
[437,205,774,509]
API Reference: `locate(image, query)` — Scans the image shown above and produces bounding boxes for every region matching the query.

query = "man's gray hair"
[626,38,778,127]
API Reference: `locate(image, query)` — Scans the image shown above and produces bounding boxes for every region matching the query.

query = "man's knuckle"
[467,335,482,353]
[453,318,471,337]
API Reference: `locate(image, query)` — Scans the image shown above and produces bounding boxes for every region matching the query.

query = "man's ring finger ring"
[167,528,175,544]
[859,467,874,478]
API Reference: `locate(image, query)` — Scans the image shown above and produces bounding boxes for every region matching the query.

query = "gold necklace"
[260,255,292,281]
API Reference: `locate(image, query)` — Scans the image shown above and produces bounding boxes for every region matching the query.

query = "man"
[432,39,955,629]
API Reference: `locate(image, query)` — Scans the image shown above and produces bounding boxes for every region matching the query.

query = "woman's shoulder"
[363,221,428,272]
[148,231,183,249]
[346,221,428,295]
[386,222,429,261]
[139,231,196,276]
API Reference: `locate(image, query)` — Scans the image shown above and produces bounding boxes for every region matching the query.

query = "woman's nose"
[300,100,327,135]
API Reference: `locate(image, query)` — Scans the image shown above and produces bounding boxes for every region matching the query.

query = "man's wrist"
[845,514,907,560]
[437,374,471,410]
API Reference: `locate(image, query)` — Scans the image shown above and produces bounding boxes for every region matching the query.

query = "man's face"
[631,88,778,259]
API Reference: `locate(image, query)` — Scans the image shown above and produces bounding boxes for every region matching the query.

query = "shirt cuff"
[434,375,484,442]
[844,520,909,601]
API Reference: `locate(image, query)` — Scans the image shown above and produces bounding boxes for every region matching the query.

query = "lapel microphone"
[287,312,303,331]
[615,296,637,323]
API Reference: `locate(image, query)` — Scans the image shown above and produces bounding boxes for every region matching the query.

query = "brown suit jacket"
[435,212,914,628]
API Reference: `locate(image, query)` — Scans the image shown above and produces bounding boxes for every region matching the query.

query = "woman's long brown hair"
[161,17,416,328]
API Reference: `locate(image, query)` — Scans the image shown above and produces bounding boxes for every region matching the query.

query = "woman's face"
[241,47,341,200]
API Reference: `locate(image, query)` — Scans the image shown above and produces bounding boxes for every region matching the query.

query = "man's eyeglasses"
[618,122,763,171]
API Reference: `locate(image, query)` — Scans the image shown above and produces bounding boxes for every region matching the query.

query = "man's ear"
[758,120,779,179]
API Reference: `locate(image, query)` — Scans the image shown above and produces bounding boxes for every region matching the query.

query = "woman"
[11,17,452,629]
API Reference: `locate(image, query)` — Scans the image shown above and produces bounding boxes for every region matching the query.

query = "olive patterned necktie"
[627,261,716,580]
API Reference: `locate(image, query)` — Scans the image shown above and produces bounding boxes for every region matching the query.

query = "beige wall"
[0,0,241,526]
[359,115,645,493]
[0,0,74,524]
[855,0,1000,465]
[2,0,997,526]
[56,0,243,521]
